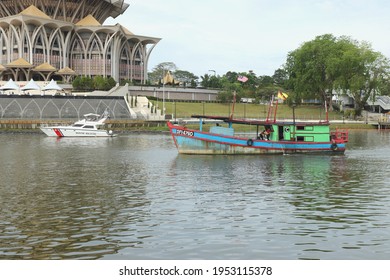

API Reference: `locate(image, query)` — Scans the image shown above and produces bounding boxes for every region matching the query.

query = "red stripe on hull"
[53,128,63,137]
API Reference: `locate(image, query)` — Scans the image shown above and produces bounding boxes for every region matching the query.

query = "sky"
[106,0,390,78]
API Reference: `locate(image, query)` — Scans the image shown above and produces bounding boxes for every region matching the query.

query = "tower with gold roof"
[0,0,160,83]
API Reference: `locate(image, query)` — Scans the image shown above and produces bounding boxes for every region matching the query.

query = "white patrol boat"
[40,112,114,137]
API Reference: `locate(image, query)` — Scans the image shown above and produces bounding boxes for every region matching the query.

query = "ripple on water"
[1,132,390,259]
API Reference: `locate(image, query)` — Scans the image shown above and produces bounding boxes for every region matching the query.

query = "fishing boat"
[40,112,114,137]
[167,98,348,155]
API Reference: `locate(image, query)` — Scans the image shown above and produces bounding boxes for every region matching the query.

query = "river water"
[0,130,389,260]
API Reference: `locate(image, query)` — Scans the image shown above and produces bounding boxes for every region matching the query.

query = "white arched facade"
[0,1,160,83]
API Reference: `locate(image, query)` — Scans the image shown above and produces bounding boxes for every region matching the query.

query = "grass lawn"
[148,101,375,130]
[156,101,344,121]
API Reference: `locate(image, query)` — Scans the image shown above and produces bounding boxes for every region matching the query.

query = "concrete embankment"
[0,119,168,131]
[0,118,379,132]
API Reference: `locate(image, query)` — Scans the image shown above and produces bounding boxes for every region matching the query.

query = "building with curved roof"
[0,0,160,83]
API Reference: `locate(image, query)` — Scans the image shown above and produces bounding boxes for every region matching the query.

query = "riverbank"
[0,119,167,130]
[0,118,378,134]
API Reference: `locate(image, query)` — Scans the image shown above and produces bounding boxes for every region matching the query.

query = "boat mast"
[273,99,279,123]
[266,95,278,123]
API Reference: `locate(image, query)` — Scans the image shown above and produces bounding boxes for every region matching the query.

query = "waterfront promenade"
[0,84,384,130]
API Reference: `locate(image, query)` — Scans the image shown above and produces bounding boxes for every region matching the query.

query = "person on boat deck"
[259,127,272,140]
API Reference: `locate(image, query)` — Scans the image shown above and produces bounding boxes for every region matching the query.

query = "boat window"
[73,124,84,127]
[296,136,314,142]
[83,125,94,129]
[297,126,313,131]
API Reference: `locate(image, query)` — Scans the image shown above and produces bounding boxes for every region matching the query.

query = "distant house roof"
[76,14,101,26]
[19,5,51,19]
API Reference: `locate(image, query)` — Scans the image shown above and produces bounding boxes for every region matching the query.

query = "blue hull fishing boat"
[168,99,348,155]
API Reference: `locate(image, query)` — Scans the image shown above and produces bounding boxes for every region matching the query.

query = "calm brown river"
[0,130,389,259]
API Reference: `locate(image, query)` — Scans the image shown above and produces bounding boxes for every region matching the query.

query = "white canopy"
[0,78,19,90]
[21,79,40,91]
[43,79,63,91]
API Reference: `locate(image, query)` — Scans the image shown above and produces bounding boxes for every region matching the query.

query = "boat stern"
[331,129,349,143]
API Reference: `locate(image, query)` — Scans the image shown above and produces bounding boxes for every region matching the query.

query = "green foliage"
[148,62,178,84]
[258,75,273,86]
[147,62,199,87]
[272,68,288,87]
[200,74,222,88]
[148,34,389,117]
[285,34,390,116]
[72,76,94,91]
[72,76,82,89]
[107,77,117,88]
[93,76,106,90]
[174,70,199,87]
[120,79,134,86]
[72,76,117,91]
[286,34,339,101]
[255,85,279,102]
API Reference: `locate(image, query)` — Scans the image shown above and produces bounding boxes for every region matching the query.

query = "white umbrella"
[43,79,63,91]
[21,79,40,91]
[0,78,19,90]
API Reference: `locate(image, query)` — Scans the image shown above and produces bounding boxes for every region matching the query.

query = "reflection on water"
[1,131,390,259]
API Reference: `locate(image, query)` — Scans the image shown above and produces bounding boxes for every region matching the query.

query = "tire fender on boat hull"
[247,139,254,146]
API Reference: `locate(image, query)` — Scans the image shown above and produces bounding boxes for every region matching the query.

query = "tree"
[217,81,241,103]
[93,76,107,90]
[224,71,239,83]
[148,62,178,84]
[285,34,340,106]
[200,74,222,88]
[174,70,198,87]
[285,34,390,115]
[258,75,274,87]
[273,68,288,87]
[334,41,390,116]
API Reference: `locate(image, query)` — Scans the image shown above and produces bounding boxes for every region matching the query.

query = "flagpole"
[163,70,165,118]
[325,99,328,122]
[230,91,236,119]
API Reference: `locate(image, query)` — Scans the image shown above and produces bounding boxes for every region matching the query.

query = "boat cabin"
[266,122,332,142]
[192,114,348,144]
